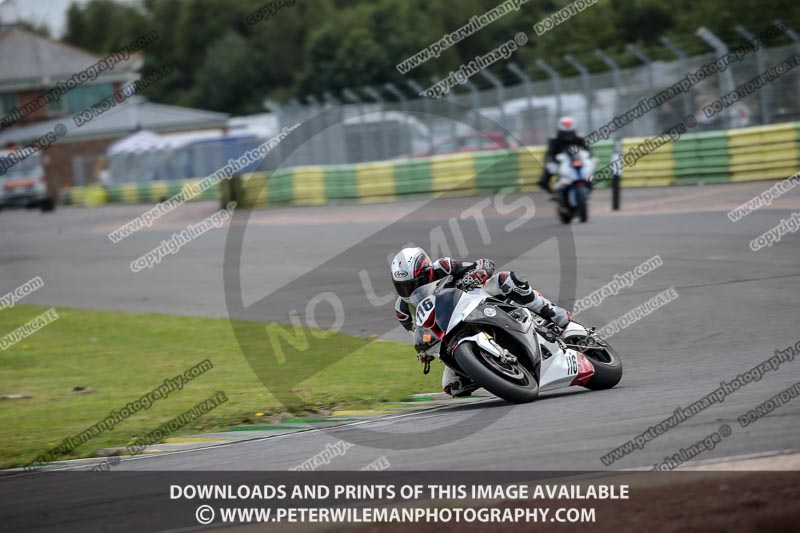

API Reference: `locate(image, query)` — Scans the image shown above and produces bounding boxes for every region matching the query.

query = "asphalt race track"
[2,182,799,471]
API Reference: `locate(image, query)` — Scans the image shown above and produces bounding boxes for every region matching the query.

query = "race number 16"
[415,297,435,327]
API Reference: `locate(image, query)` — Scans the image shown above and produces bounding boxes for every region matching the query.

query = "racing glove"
[474,259,495,274]
[456,269,490,290]
[457,259,495,289]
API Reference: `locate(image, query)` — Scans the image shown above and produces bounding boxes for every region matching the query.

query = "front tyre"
[556,195,572,224]
[453,341,539,403]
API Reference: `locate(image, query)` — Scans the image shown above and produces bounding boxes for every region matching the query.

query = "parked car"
[403,132,518,158]
[0,150,54,212]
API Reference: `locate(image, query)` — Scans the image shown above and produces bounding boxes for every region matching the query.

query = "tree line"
[60,0,800,115]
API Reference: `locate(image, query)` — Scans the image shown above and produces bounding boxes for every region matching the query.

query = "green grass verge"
[0,305,439,469]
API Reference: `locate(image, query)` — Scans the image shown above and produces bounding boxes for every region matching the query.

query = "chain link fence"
[93,43,800,185]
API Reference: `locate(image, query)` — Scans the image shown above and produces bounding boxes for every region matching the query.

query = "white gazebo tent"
[107,130,181,184]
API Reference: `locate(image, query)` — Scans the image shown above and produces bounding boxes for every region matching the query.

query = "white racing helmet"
[557,116,576,133]
[390,247,434,298]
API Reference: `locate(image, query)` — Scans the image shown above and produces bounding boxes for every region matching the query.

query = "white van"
[0,150,53,212]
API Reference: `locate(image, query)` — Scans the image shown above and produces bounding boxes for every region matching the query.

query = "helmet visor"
[393,277,422,298]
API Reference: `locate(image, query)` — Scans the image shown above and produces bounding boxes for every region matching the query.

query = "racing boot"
[485,271,571,328]
[442,366,480,397]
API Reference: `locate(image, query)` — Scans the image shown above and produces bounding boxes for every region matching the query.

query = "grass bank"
[0,305,437,468]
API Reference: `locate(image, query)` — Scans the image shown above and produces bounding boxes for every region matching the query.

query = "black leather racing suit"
[538,131,593,193]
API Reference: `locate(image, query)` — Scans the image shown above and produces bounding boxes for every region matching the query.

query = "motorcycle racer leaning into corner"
[537,116,594,194]
[391,247,571,397]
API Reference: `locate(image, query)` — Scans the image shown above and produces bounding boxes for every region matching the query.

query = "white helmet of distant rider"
[557,116,576,134]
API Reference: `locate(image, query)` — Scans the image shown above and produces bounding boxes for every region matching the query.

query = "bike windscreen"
[407,280,438,311]
[407,274,454,308]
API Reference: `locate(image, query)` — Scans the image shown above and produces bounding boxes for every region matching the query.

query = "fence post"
[431,76,457,141]
[626,44,655,94]
[537,58,562,127]
[363,86,391,160]
[776,20,800,113]
[385,83,412,158]
[660,37,693,119]
[263,99,284,169]
[480,70,507,133]
[611,138,622,211]
[594,48,625,193]
[463,80,483,144]
[507,62,535,144]
[305,95,330,165]
[594,49,623,121]
[697,27,738,129]
[342,88,368,162]
[325,92,346,165]
[564,54,594,132]
[287,98,304,168]
[407,80,434,154]
[734,25,769,125]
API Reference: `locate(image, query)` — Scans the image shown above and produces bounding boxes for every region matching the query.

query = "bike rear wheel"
[565,335,622,390]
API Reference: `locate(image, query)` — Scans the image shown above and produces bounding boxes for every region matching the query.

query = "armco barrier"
[59,122,800,207]
[60,178,218,206]
[727,122,800,182]
[672,130,732,186]
[621,134,676,188]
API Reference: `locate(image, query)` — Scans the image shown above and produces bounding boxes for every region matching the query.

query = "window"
[47,83,115,117]
[461,136,486,149]
[0,93,18,115]
[46,88,68,116]
[433,140,458,154]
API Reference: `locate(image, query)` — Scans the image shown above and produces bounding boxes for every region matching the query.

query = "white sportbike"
[410,275,622,403]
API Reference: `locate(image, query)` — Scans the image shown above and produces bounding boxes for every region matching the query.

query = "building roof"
[0,27,136,89]
[0,97,229,145]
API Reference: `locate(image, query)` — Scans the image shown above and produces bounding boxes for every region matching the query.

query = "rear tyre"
[576,185,588,223]
[453,340,539,403]
[566,335,622,390]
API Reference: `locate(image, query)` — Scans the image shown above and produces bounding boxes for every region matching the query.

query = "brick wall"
[43,137,114,200]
